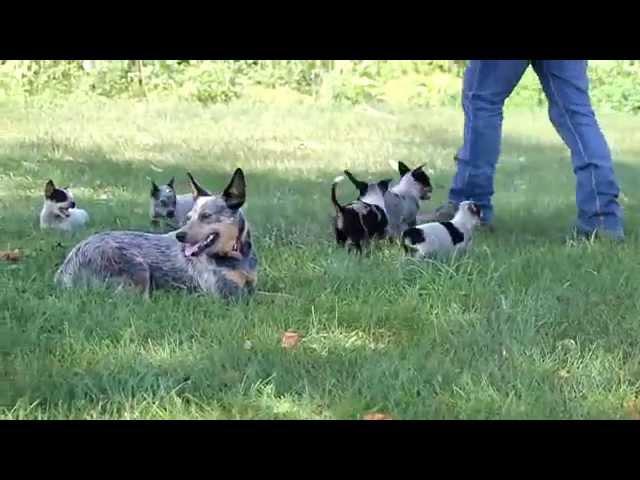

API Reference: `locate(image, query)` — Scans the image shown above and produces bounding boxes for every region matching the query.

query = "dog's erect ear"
[150,180,160,198]
[398,161,411,177]
[378,179,392,193]
[187,172,211,198]
[410,164,431,187]
[222,168,246,210]
[167,177,175,189]
[343,170,368,195]
[45,180,55,199]
[468,201,482,217]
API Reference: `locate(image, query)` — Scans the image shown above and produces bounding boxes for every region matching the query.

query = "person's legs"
[531,60,624,238]
[442,60,530,224]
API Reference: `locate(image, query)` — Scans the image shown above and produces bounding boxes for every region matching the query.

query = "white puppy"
[39,180,89,232]
[402,201,481,257]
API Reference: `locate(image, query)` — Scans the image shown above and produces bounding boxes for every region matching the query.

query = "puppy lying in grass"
[39,180,89,232]
[150,176,195,230]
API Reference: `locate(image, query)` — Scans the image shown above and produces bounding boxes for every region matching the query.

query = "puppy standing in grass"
[402,201,482,258]
[55,168,257,300]
[384,161,433,238]
[39,180,89,232]
[150,176,195,229]
[331,170,391,254]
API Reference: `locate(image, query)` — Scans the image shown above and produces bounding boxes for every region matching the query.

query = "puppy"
[150,177,195,229]
[402,201,481,258]
[39,180,89,232]
[55,169,257,300]
[384,161,433,238]
[331,170,391,253]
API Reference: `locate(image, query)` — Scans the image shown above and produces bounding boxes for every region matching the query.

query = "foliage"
[0,60,639,113]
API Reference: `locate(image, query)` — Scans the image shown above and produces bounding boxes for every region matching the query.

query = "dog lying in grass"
[55,168,257,300]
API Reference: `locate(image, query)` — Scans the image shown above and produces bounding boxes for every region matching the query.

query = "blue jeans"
[449,60,623,235]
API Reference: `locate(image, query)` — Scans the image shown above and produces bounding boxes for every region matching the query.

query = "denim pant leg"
[449,60,529,224]
[531,60,624,235]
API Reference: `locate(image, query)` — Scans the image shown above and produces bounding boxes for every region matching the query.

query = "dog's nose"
[175,231,187,242]
[167,210,175,218]
[69,201,76,209]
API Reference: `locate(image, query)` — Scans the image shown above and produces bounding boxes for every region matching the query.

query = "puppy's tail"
[331,176,345,213]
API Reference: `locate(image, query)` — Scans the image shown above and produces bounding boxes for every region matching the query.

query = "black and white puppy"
[402,201,481,257]
[331,170,391,253]
[39,180,89,232]
[384,161,433,238]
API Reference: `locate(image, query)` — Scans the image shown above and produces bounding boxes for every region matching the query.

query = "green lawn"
[1,99,639,419]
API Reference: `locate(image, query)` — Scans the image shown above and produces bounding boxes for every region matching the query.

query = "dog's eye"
[199,212,212,221]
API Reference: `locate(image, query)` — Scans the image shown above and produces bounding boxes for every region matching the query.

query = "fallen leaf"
[557,369,571,379]
[624,398,640,420]
[243,340,253,350]
[0,249,22,262]
[362,412,393,420]
[281,330,302,349]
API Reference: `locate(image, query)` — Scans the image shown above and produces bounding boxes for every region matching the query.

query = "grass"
[1,98,640,419]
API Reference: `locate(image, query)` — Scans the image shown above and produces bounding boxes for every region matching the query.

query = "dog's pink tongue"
[184,244,200,257]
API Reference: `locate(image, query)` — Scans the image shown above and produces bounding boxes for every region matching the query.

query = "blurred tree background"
[1,60,638,113]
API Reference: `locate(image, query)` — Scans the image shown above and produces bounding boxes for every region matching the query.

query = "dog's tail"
[331,176,345,213]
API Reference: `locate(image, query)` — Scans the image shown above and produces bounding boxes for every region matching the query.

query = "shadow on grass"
[2,133,640,419]
[3,135,638,237]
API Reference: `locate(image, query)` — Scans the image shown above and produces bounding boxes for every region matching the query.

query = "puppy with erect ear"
[331,170,391,254]
[149,176,194,229]
[402,201,482,258]
[383,161,434,239]
[40,179,89,232]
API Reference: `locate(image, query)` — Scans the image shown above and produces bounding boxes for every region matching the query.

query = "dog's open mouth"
[183,232,219,257]
[59,207,71,218]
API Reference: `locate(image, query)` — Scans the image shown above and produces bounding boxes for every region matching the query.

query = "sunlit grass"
[1,99,639,419]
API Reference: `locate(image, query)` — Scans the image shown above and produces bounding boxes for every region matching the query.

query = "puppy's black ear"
[343,170,367,195]
[187,172,211,198]
[151,180,160,199]
[398,161,411,176]
[378,179,392,193]
[469,201,482,217]
[167,177,175,189]
[222,168,246,210]
[403,227,425,245]
[45,180,55,199]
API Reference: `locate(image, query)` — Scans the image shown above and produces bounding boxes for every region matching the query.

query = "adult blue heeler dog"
[55,168,257,299]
